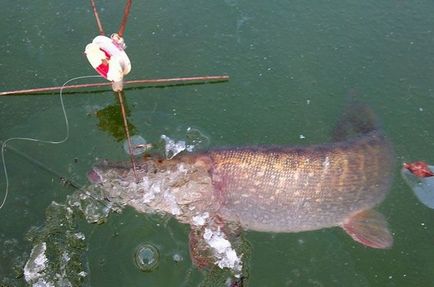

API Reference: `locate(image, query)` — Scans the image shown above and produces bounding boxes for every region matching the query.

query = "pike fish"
[87,103,394,272]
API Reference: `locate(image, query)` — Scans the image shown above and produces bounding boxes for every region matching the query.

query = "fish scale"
[210,131,393,233]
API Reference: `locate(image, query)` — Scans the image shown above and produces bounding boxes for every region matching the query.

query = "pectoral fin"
[342,209,393,249]
[189,227,215,269]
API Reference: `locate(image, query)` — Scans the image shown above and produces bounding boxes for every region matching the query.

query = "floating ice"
[161,128,209,159]
[68,189,115,224]
[24,242,48,283]
[78,271,87,277]
[74,232,85,241]
[161,134,187,159]
[401,165,434,209]
[203,228,242,275]
[23,201,89,286]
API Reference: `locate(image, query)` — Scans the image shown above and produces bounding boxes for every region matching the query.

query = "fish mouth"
[87,168,103,184]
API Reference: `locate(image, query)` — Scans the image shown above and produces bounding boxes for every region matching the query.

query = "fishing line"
[0,75,101,210]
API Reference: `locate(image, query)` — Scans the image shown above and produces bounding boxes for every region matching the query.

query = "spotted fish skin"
[209,130,393,233]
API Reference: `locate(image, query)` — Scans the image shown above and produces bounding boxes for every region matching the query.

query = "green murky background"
[1,0,434,286]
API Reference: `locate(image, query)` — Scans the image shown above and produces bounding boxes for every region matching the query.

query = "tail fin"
[332,91,380,141]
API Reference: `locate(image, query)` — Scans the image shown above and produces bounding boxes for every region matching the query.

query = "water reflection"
[96,91,137,142]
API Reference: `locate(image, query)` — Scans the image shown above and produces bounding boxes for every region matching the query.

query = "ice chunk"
[160,128,209,158]
[32,278,55,287]
[78,271,87,277]
[142,192,156,203]
[140,177,162,204]
[68,189,114,224]
[161,134,187,159]
[74,232,85,241]
[192,212,209,226]
[24,242,48,283]
[22,201,89,286]
[203,228,242,275]
[163,192,181,215]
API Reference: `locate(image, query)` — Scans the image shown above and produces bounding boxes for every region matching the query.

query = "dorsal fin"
[332,91,380,141]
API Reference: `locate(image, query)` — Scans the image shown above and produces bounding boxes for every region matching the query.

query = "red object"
[403,161,434,178]
[95,48,111,78]
[84,35,131,84]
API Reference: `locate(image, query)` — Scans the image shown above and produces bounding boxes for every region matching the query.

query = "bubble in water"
[134,243,160,272]
[123,135,150,156]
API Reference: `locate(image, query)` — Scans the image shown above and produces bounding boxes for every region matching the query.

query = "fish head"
[87,157,159,186]
[87,154,218,221]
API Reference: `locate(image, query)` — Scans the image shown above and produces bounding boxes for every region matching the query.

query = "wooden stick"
[116,91,138,181]
[0,75,229,96]
[89,0,105,35]
[118,0,132,38]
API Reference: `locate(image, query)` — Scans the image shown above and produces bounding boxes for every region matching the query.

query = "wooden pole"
[0,75,230,96]
[89,0,105,35]
[118,0,132,38]
[116,90,138,181]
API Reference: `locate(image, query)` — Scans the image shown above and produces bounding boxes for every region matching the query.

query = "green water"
[1,0,434,286]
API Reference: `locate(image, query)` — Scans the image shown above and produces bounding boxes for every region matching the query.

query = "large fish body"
[88,104,394,250]
[210,133,392,234]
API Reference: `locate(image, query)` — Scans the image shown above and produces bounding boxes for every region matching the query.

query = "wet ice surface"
[401,165,434,209]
